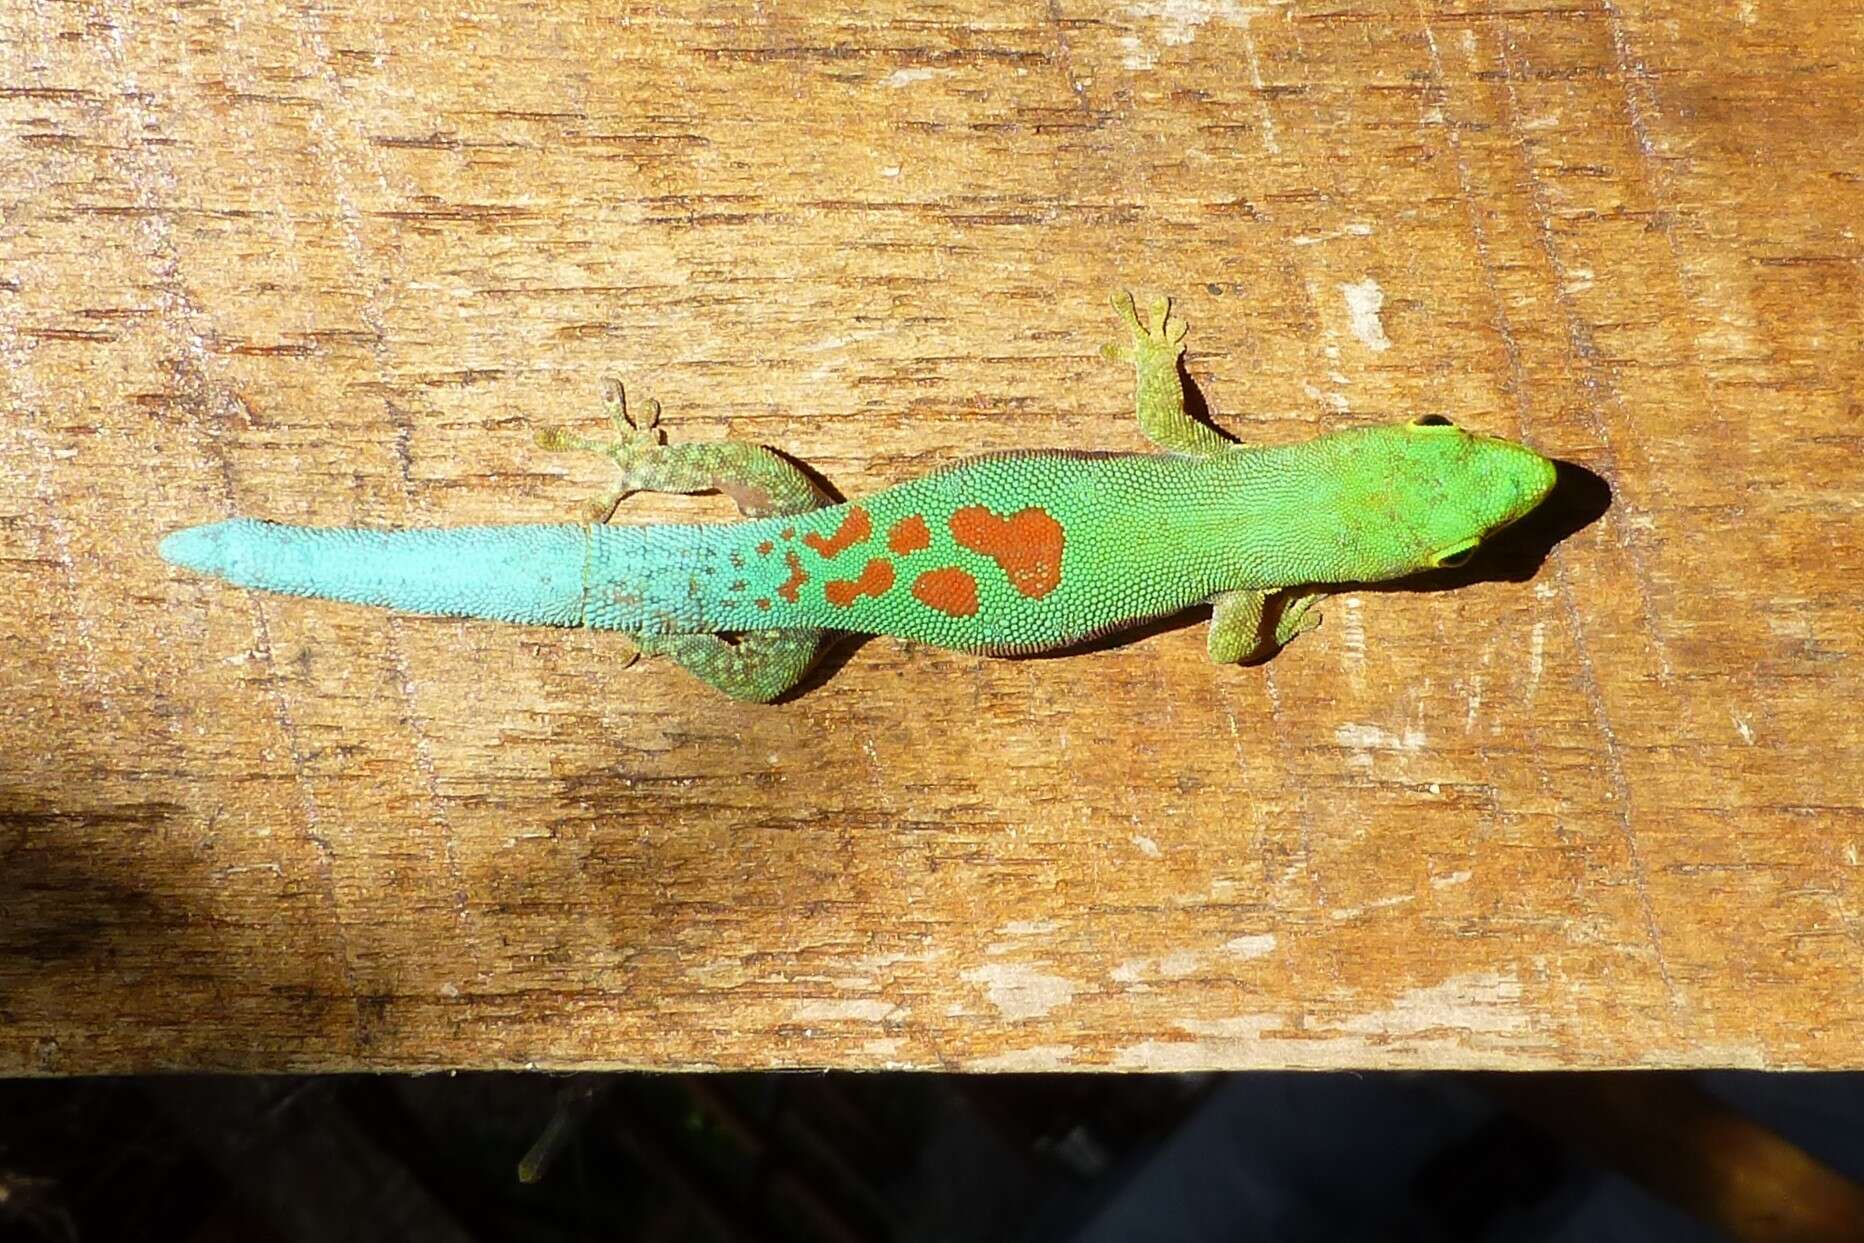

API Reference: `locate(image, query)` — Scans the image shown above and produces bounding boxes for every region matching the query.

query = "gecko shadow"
[1005,457,1611,664]
[0,797,184,1032]
[782,629,874,701]
[1346,456,1611,593]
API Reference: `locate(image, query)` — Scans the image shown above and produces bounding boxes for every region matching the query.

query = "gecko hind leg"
[538,379,829,698]
[537,378,829,520]
[631,629,822,704]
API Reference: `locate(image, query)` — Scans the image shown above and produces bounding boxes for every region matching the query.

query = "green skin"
[160,292,1558,702]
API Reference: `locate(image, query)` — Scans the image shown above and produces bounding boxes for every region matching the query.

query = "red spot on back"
[776,551,809,604]
[948,505,1065,599]
[912,566,979,617]
[888,513,931,554]
[756,540,773,556]
[781,527,795,540]
[803,506,871,560]
[824,557,895,608]
[755,598,771,611]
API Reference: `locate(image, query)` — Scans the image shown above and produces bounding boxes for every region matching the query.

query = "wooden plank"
[1,0,1859,1073]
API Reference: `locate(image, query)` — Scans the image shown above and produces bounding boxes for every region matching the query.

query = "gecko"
[160,292,1558,703]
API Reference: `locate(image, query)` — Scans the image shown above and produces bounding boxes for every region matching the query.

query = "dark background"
[4,1071,1862,1242]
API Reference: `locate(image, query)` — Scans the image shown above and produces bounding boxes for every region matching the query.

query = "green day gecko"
[160,292,1557,702]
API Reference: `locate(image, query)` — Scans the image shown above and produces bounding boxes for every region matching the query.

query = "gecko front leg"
[538,379,828,702]
[1207,588,1326,664]
[1101,289,1233,458]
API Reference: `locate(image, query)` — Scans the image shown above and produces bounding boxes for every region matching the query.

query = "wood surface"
[2,0,1860,1074]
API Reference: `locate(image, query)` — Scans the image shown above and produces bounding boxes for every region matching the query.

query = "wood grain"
[2,0,1859,1073]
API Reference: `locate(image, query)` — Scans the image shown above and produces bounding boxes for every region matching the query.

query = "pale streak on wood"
[98,0,372,1042]
[3,0,1862,1073]
[961,963,1080,1022]
[288,1,483,962]
[1340,278,1392,353]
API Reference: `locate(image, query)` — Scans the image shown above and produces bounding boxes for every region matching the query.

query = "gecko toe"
[1109,288,1144,332]
[1146,295,1170,335]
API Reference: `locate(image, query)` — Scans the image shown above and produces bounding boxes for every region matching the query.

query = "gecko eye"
[1409,414,1456,430]
[1432,539,1480,568]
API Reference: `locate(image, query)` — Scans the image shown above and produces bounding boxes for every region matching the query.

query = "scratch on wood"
[1556,579,1681,1005]
[1493,19,1676,685]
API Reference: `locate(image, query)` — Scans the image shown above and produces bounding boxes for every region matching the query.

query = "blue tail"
[159,518,590,626]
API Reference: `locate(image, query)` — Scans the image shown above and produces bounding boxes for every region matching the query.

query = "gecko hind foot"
[536,378,828,520]
[535,379,667,521]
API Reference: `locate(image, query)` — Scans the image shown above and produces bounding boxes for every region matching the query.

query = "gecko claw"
[1110,288,1144,332]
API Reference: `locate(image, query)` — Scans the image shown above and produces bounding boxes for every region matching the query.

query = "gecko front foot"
[1100,289,1187,369]
[1207,588,1328,664]
[1275,591,1326,647]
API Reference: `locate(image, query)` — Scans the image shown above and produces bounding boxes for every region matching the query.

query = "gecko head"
[1339,416,1557,578]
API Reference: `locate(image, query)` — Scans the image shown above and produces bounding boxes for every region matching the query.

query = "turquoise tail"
[159,518,591,626]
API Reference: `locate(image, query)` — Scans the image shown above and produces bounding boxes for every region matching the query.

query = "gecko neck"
[1188,439,1384,589]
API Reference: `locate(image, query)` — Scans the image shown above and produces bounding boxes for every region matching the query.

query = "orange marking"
[755,598,771,611]
[756,540,773,556]
[775,550,809,604]
[912,566,979,617]
[824,557,895,609]
[948,505,1065,599]
[780,526,795,540]
[888,513,931,554]
[803,506,871,560]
